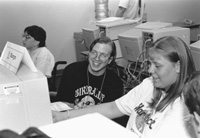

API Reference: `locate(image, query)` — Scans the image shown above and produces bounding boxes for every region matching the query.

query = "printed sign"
[0,41,37,73]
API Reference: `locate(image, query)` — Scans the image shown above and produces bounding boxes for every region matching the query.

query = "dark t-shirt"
[56,61,124,108]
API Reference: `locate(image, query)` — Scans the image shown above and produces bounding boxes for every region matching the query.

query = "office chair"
[48,61,67,102]
[197,34,200,41]
[48,61,67,92]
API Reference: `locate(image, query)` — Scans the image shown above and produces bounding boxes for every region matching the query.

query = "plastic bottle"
[94,0,109,20]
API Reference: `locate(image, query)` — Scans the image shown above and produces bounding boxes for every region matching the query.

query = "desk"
[40,113,138,138]
[173,22,200,43]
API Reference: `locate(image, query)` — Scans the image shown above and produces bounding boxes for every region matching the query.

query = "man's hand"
[52,110,69,123]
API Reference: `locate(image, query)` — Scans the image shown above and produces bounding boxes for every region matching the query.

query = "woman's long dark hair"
[147,36,196,112]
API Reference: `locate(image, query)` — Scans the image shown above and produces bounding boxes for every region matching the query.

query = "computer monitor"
[82,27,100,49]
[118,28,144,62]
[190,40,200,71]
[0,42,53,133]
[143,26,190,46]
[118,22,173,62]
[0,64,53,133]
[142,27,190,60]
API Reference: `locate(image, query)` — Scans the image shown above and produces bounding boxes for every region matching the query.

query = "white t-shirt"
[118,0,139,19]
[29,47,55,78]
[115,77,191,138]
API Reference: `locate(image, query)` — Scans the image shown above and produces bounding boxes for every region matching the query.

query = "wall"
[0,0,200,69]
[0,0,119,68]
[146,0,200,23]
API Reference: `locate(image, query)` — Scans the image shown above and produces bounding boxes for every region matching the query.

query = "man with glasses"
[22,25,55,78]
[55,36,127,126]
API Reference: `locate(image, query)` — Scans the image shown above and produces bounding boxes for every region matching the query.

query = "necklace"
[87,69,107,93]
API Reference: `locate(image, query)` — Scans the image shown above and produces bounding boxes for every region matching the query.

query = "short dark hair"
[24,25,46,47]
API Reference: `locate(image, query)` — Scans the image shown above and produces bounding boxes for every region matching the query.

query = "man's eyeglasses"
[22,34,33,40]
[89,50,110,61]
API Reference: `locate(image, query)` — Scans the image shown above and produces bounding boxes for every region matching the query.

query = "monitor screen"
[190,40,200,71]
[118,28,144,62]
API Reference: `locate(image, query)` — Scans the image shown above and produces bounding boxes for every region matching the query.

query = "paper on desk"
[51,102,72,111]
